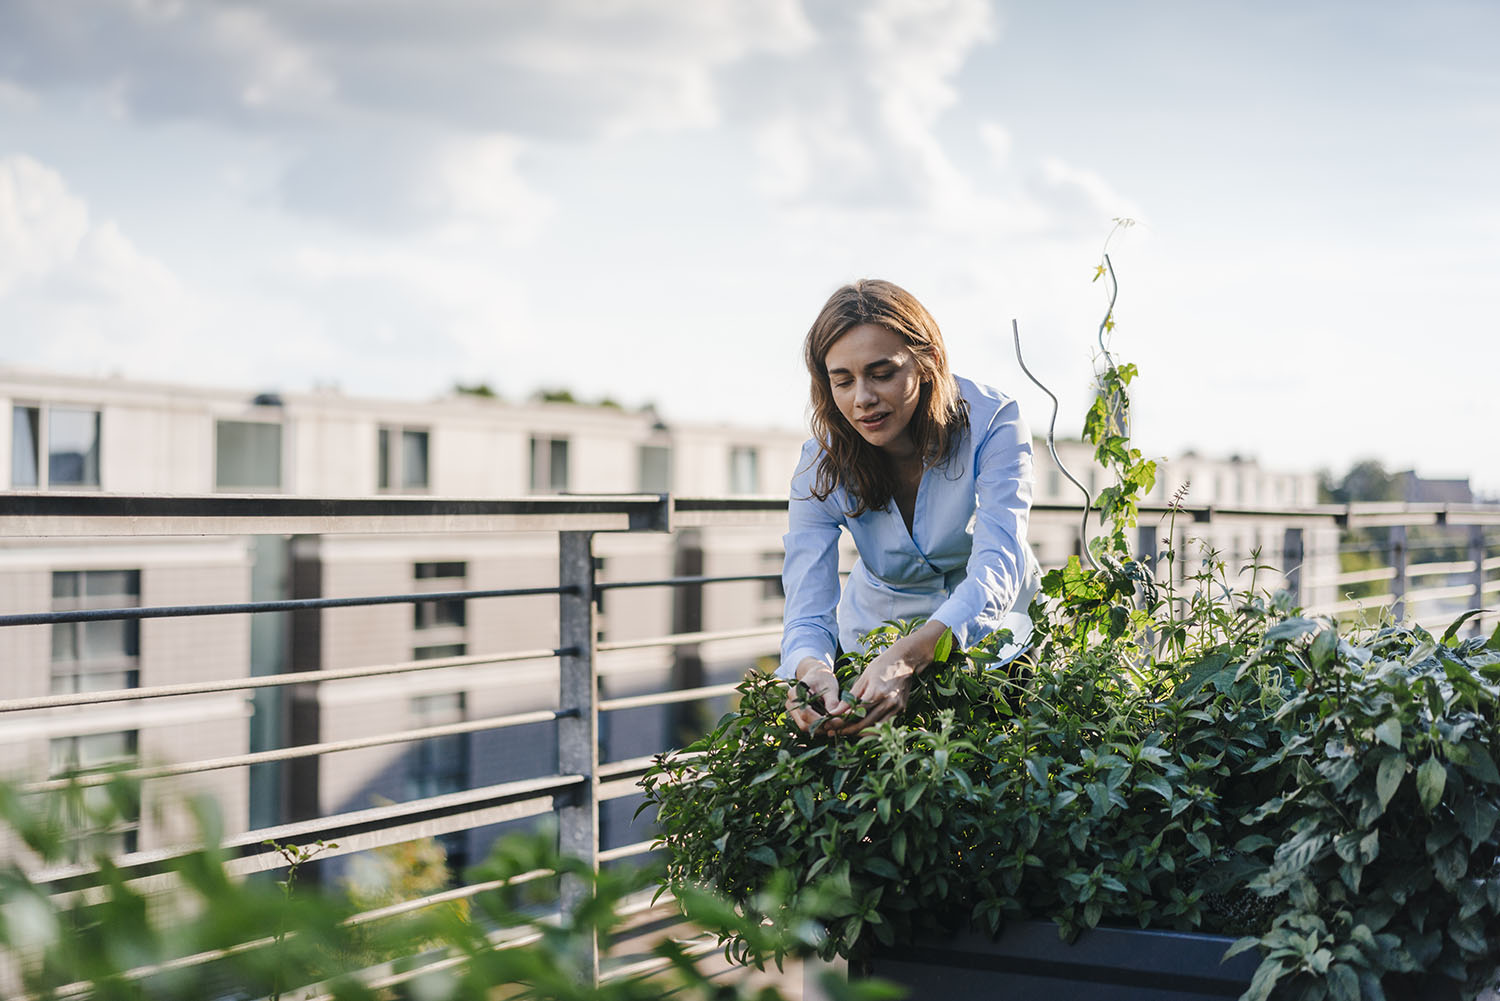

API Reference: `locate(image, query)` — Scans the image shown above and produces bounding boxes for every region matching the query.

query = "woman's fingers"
[787,668,847,734]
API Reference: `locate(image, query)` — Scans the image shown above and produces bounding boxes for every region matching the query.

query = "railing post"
[1469,525,1486,636]
[1281,528,1303,608]
[557,530,599,984]
[1389,524,1408,623]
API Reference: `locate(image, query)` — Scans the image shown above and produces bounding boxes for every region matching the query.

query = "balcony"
[1,492,1497,997]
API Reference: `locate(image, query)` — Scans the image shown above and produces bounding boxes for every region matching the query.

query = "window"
[50,730,140,859]
[637,445,671,494]
[729,446,759,495]
[12,405,101,489]
[216,420,282,491]
[413,643,467,660]
[414,562,467,658]
[51,571,141,694]
[529,436,569,493]
[408,693,469,800]
[378,426,429,491]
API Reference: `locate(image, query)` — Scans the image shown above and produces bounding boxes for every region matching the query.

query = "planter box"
[864,921,1259,1001]
[860,922,1495,1001]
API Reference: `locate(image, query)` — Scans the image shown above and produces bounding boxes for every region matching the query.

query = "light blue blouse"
[776,375,1040,680]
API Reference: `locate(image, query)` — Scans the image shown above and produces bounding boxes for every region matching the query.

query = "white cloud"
[0,1,334,123]
[0,79,35,110]
[0,155,234,379]
[978,121,1012,166]
[0,155,177,299]
[740,0,994,208]
[0,155,91,294]
[1036,157,1145,227]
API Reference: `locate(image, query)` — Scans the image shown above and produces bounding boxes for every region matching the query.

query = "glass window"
[408,693,469,800]
[377,428,391,490]
[415,599,466,630]
[378,426,430,490]
[12,406,39,487]
[49,408,101,487]
[51,570,141,694]
[729,446,759,495]
[403,430,429,489]
[413,560,467,636]
[50,730,140,859]
[413,643,467,660]
[638,445,671,494]
[11,405,101,489]
[216,420,282,491]
[529,436,569,493]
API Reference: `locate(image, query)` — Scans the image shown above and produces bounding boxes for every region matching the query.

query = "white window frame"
[529,436,570,494]
[413,562,468,657]
[11,403,102,490]
[51,569,142,695]
[379,425,431,492]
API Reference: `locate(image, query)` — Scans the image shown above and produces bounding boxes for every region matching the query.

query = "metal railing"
[1,492,1497,994]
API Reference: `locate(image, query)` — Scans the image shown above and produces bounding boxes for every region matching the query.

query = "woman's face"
[824,323,924,457]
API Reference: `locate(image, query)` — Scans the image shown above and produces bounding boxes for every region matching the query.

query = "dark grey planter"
[864,921,1258,1001]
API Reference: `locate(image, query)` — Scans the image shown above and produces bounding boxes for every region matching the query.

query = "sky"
[1,0,1497,495]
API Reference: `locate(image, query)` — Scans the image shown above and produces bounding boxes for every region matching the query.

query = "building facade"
[1,366,1323,871]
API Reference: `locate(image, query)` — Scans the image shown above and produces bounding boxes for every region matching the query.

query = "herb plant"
[642,245,1500,1000]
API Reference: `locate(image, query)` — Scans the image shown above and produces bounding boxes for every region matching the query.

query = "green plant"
[642,238,1500,999]
[0,778,900,1000]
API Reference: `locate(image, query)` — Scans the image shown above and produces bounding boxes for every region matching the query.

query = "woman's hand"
[786,658,849,735]
[833,619,950,737]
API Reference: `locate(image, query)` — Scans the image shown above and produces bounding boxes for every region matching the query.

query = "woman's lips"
[858,413,888,430]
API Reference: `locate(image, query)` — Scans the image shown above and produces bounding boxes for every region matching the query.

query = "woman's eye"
[832,380,852,390]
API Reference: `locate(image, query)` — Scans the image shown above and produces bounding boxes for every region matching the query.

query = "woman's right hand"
[786,658,849,735]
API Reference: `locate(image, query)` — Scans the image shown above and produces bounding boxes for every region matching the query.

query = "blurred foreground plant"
[0,778,901,1001]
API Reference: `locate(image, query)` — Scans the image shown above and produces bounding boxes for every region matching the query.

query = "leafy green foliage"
[643,248,1500,999]
[0,785,897,1000]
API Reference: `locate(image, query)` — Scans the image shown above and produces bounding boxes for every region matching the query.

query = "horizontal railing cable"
[0,584,572,628]
[600,682,742,713]
[595,572,779,592]
[0,646,571,713]
[597,624,779,652]
[32,774,585,892]
[26,709,577,793]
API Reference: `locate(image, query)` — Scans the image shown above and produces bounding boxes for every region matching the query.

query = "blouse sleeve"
[776,442,843,680]
[930,396,1035,649]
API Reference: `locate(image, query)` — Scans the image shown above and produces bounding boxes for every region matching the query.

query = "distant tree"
[532,387,626,409]
[1323,459,1400,504]
[453,382,498,399]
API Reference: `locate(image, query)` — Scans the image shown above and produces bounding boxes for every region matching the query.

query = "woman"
[778,279,1040,736]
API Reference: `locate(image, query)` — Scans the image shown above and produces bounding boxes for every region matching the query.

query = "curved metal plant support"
[1011,318,1099,571]
[1096,252,1120,371]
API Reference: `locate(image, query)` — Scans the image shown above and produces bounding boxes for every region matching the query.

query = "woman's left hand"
[826,619,949,737]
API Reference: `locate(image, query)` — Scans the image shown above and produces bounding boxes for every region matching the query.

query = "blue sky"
[1,1,1496,494]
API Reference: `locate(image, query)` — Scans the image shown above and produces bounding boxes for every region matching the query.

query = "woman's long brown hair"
[804,279,969,517]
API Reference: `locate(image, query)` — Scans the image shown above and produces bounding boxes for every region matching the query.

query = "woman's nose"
[854,379,878,406]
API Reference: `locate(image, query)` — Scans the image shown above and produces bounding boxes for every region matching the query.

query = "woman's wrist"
[900,619,951,676]
[795,657,833,682]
